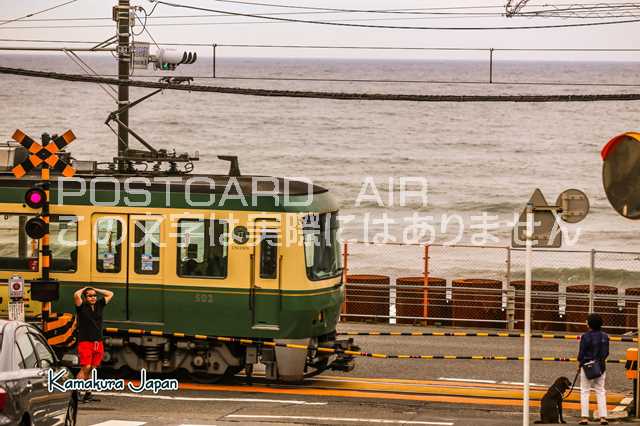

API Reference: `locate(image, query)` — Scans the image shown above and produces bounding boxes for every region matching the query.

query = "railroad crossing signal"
[11,129,76,178]
[10,129,77,303]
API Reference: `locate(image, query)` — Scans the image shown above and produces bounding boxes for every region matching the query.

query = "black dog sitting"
[535,376,573,424]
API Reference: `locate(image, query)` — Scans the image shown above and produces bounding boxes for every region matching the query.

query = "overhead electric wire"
[2,3,632,22]
[149,0,640,30]
[199,0,505,15]
[2,39,640,53]
[0,0,79,27]
[3,65,640,102]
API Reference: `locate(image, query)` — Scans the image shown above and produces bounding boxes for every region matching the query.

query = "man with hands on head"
[73,286,113,403]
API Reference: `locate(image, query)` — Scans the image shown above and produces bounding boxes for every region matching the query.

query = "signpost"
[514,188,589,425]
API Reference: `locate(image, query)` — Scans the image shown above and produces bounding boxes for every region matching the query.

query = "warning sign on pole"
[8,275,24,322]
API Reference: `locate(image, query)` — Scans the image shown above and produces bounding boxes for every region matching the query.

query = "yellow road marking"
[157,381,621,412]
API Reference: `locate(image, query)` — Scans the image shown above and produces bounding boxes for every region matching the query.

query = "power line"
[3,65,640,102]
[3,2,631,22]
[200,0,504,16]
[517,3,640,18]
[0,0,79,27]
[150,0,640,30]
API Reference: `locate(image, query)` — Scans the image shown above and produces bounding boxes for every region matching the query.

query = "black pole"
[41,133,51,325]
[117,0,130,171]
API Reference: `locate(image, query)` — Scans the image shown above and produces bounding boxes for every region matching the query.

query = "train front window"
[177,219,228,278]
[302,212,342,281]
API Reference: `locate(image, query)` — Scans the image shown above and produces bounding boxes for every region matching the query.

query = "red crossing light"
[24,187,46,209]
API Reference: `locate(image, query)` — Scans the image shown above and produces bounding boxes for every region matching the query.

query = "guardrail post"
[212,43,217,78]
[589,249,595,313]
[489,48,494,83]
[507,287,516,331]
[423,244,430,320]
[505,247,512,330]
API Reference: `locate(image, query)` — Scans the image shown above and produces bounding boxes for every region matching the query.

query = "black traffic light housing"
[23,185,48,240]
[25,217,47,240]
[30,279,60,302]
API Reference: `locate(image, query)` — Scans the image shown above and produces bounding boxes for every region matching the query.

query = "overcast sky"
[2,0,640,60]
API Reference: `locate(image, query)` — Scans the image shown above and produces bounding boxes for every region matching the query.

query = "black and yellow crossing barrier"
[43,312,77,348]
[338,331,637,342]
[102,327,627,363]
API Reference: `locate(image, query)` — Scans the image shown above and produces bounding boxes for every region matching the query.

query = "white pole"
[523,203,533,426]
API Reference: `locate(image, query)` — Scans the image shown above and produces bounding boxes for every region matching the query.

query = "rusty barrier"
[565,285,621,333]
[510,280,561,332]
[344,274,390,323]
[395,276,447,325]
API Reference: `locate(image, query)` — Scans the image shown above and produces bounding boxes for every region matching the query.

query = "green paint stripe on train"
[51,282,343,339]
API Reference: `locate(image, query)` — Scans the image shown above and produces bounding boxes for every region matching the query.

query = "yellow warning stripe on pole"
[101,327,626,363]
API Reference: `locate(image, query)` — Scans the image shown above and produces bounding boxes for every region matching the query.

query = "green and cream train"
[0,163,353,382]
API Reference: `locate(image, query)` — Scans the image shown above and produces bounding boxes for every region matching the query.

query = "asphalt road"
[75,322,633,426]
[333,322,631,392]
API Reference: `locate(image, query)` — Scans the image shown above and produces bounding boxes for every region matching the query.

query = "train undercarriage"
[97,331,357,383]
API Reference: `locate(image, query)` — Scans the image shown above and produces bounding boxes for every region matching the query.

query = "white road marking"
[499,381,544,387]
[438,377,497,384]
[438,377,545,387]
[90,421,146,426]
[226,414,454,425]
[98,392,327,405]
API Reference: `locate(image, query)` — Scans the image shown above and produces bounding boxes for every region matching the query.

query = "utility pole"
[116,0,130,171]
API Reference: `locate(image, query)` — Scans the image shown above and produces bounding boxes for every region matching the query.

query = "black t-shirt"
[76,298,106,342]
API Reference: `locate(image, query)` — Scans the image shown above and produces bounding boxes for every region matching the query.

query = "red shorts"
[78,341,104,367]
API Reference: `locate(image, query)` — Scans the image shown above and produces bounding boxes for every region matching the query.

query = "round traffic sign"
[555,189,590,224]
[602,132,640,220]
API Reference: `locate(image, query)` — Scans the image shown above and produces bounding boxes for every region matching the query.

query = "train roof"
[0,172,328,195]
[0,172,338,213]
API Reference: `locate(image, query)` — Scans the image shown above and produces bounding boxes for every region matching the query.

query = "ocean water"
[1,54,639,280]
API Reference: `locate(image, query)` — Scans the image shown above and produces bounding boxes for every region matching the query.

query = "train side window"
[96,218,123,273]
[260,230,278,279]
[50,215,78,272]
[0,214,38,271]
[134,220,161,275]
[177,219,228,278]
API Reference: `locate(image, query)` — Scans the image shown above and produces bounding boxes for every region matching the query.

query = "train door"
[127,215,164,324]
[91,214,128,320]
[250,219,281,331]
